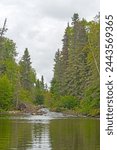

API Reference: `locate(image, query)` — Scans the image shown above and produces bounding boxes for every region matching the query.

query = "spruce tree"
[19,48,34,91]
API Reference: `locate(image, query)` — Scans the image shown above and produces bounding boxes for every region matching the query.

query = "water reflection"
[50,118,100,150]
[28,124,51,150]
[0,115,100,150]
[0,119,32,150]
[0,118,52,150]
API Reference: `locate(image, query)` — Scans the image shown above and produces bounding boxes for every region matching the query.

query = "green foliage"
[18,48,46,106]
[78,82,100,115]
[34,79,44,105]
[45,94,78,112]
[50,13,100,116]
[19,88,33,103]
[40,75,44,90]
[0,75,13,110]
[59,96,78,109]
[0,37,17,61]
[0,30,46,111]
[35,94,44,105]
[0,14,100,116]
[19,48,36,91]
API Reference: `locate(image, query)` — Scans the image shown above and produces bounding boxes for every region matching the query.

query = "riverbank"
[0,104,47,116]
[0,104,100,118]
[49,108,100,118]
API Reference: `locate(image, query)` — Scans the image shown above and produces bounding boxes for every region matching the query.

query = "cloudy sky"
[0,0,99,86]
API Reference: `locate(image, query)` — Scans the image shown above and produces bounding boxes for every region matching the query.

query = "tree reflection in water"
[0,115,99,150]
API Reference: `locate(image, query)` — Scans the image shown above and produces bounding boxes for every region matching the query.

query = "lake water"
[0,111,100,150]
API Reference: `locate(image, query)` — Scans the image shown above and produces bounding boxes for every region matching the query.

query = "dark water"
[0,111,100,150]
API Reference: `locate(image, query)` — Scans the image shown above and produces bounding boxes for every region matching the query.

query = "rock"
[32,113,36,115]
[18,103,27,111]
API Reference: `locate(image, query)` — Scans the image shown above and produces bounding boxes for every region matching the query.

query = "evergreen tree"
[51,49,62,95]
[0,21,46,110]
[19,48,35,91]
[35,79,44,105]
[50,13,100,115]
[41,75,44,90]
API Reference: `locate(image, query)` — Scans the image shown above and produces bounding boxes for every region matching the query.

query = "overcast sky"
[0,0,99,86]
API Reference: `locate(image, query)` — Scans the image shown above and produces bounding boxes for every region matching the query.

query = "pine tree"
[51,49,63,95]
[50,13,100,115]
[41,75,44,90]
[34,79,44,105]
[19,48,35,91]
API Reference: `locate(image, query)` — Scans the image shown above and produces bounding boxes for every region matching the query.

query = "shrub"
[59,95,78,109]
[0,75,13,110]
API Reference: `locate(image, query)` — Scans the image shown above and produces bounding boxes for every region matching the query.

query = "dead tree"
[0,18,7,37]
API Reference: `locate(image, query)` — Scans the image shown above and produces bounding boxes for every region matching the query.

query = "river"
[0,109,100,150]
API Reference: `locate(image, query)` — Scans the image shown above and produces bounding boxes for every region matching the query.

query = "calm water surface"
[0,110,100,150]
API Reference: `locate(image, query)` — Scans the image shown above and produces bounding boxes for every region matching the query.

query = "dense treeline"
[49,13,100,116]
[0,23,46,111]
[0,13,100,116]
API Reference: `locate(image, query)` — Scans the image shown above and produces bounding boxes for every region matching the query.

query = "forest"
[0,13,100,116]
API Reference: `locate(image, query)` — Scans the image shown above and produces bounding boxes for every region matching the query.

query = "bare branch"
[0,18,7,37]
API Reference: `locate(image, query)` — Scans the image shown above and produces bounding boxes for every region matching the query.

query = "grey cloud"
[0,0,99,85]
[37,0,99,20]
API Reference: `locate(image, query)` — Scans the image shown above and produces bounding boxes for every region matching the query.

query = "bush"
[35,94,44,105]
[0,75,13,110]
[79,83,100,115]
[19,88,33,102]
[59,96,78,109]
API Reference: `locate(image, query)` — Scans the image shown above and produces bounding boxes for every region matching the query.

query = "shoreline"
[0,108,100,119]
